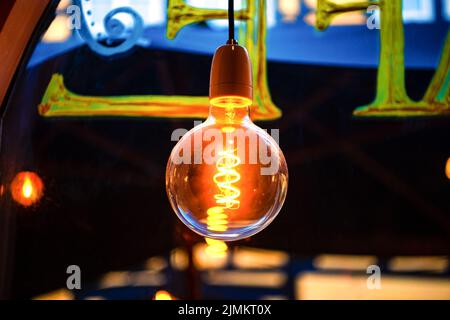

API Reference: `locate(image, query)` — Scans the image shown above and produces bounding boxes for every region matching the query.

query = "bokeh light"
[154,290,174,300]
[446,157,450,179]
[205,238,228,258]
[10,171,44,207]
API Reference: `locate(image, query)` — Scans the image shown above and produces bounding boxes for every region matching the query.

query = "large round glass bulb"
[166,98,288,241]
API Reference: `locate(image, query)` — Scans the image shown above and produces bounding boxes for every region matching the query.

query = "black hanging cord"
[228,0,235,41]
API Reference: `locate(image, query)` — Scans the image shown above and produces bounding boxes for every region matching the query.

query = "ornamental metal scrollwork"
[73,0,144,56]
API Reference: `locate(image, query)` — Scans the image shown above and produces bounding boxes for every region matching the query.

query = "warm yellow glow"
[57,0,71,11]
[42,16,72,43]
[233,247,289,269]
[279,0,301,22]
[11,171,44,207]
[207,149,241,229]
[205,238,228,258]
[204,145,240,257]
[210,96,252,109]
[296,272,450,300]
[446,158,450,179]
[193,243,228,270]
[145,256,168,272]
[204,271,287,288]
[388,256,449,273]
[33,289,74,300]
[165,89,288,241]
[205,145,241,240]
[221,126,236,133]
[314,254,378,271]
[154,290,173,300]
[99,271,165,289]
[170,248,189,271]
[22,178,33,198]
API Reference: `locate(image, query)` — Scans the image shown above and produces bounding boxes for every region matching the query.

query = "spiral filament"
[207,148,241,231]
[212,150,241,210]
[205,146,241,255]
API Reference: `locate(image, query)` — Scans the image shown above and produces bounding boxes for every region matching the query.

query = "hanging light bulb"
[166,0,288,241]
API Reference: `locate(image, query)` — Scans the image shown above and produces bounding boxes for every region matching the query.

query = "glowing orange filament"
[205,142,241,255]
[207,148,241,228]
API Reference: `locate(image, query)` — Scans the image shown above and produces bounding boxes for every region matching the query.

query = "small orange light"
[446,158,450,180]
[154,290,174,300]
[10,172,44,207]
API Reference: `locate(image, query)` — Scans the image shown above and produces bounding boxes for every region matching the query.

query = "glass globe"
[166,99,288,241]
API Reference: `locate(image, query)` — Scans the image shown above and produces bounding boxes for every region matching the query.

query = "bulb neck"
[209,44,253,102]
[208,103,251,125]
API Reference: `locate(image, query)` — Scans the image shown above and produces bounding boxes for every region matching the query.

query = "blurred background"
[0,0,449,300]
